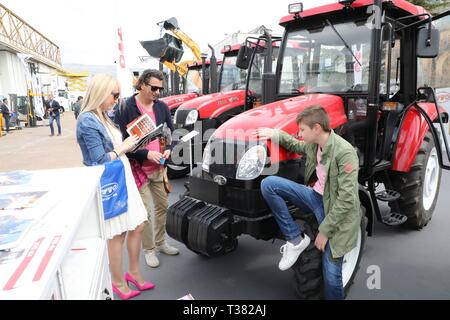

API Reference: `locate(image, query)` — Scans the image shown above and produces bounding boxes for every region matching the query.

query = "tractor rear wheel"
[389,132,441,229]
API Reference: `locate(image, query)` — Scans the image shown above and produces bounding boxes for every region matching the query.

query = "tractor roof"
[187,60,223,69]
[279,0,427,26]
[221,44,242,54]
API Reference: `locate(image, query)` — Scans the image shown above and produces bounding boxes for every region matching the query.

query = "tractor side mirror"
[236,46,253,70]
[416,28,440,58]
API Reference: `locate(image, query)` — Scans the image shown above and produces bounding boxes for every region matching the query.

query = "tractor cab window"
[279,17,373,95]
[186,68,203,93]
[380,32,401,98]
[417,15,450,91]
[220,55,248,92]
[248,47,279,98]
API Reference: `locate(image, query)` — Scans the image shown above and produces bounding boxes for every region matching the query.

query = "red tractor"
[167,0,450,299]
[168,33,281,177]
[160,59,222,116]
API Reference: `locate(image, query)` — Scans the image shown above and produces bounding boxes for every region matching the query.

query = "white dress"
[103,120,147,239]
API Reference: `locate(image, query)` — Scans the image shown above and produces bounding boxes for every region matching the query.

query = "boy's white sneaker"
[278,235,311,271]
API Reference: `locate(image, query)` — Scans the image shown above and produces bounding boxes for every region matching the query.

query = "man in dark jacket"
[115,69,179,269]
[1,98,11,133]
[45,94,63,136]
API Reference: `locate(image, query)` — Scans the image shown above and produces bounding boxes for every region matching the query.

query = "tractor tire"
[292,213,323,300]
[292,209,366,299]
[167,164,190,179]
[389,132,442,229]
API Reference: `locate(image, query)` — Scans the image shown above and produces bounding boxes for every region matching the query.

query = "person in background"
[76,74,155,300]
[114,69,179,269]
[73,96,83,120]
[45,94,63,136]
[0,98,11,134]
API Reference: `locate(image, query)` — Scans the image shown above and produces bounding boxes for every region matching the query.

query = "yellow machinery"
[141,18,202,77]
[159,18,202,77]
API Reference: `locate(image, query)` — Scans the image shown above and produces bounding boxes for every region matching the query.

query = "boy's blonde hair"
[296,105,331,132]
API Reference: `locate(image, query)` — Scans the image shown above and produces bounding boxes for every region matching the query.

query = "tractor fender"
[391,102,438,172]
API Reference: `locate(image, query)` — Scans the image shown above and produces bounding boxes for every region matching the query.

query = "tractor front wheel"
[292,210,366,299]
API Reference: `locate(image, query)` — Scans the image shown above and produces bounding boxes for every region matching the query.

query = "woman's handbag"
[100,159,128,220]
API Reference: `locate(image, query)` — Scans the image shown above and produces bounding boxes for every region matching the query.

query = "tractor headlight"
[185,110,198,126]
[202,141,211,172]
[236,145,267,181]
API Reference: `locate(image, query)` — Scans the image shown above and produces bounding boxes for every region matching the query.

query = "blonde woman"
[76,74,154,300]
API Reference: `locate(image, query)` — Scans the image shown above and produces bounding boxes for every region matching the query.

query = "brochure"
[126,114,164,152]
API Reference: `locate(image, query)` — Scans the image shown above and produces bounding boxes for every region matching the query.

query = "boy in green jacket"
[257,105,360,300]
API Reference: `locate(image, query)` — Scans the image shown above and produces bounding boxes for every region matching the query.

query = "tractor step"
[382,212,408,226]
[376,189,401,202]
[373,160,391,172]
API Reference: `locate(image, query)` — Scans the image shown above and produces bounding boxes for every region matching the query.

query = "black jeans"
[3,115,10,132]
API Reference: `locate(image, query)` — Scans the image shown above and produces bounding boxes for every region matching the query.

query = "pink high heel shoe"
[112,283,141,300]
[125,272,155,291]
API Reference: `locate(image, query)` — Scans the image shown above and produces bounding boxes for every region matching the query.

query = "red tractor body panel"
[392,102,439,172]
[280,0,426,26]
[178,90,246,119]
[160,93,199,111]
[213,94,346,164]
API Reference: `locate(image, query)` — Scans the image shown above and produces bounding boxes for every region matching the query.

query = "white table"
[0,167,113,300]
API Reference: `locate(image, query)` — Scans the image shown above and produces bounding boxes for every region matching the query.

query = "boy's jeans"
[261,176,344,300]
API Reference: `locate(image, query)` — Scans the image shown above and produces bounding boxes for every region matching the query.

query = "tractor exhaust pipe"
[208,44,218,94]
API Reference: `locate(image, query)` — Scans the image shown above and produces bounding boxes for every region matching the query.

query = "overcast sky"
[1,0,332,69]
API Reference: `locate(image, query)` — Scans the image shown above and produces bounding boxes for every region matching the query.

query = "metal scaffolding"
[0,3,62,70]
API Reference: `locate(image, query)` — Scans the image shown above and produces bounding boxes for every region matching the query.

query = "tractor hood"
[160,93,199,111]
[213,94,347,141]
[176,90,246,119]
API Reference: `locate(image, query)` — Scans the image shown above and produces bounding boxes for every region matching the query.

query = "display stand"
[0,167,112,300]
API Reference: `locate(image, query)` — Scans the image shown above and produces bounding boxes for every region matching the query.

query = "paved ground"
[0,112,82,171]
[2,114,450,299]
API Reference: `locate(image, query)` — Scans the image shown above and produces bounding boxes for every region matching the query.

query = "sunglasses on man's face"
[147,84,164,92]
[111,92,120,100]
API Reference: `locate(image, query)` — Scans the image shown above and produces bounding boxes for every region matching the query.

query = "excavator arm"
[163,60,188,77]
[162,59,196,78]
